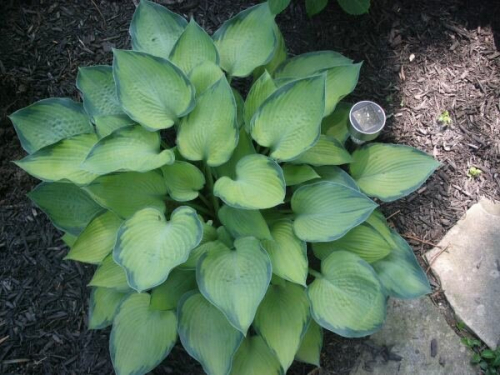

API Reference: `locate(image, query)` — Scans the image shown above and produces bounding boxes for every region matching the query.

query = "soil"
[0,0,499,374]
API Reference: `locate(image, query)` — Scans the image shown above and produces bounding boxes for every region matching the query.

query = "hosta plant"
[10,1,439,374]
[268,0,370,16]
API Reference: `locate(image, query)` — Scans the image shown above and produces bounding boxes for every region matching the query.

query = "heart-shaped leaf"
[150,269,197,311]
[88,254,131,292]
[291,135,352,166]
[88,287,128,329]
[161,161,205,202]
[94,114,136,139]
[219,205,272,241]
[295,320,323,366]
[282,165,320,186]
[214,154,285,210]
[197,237,272,334]
[244,70,277,131]
[230,335,282,375]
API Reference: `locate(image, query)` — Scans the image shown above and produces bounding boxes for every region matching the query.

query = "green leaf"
[268,0,291,14]
[129,0,187,59]
[217,227,235,248]
[305,0,329,16]
[169,19,219,74]
[215,129,256,179]
[188,61,225,96]
[62,232,77,247]
[251,75,326,161]
[94,114,135,139]
[295,320,323,366]
[177,77,238,167]
[291,135,352,166]
[254,281,310,371]
[113,49,195,131]
[292,181,377,242]
[244,71,277,131]
[10,98,93,154]
[230,335,282,375]
[321,102,352,144]
[282,164,320,186]
[214,154,285,210]
[254,25,287,77]
[15,133,99,185]
[28,182,103,235]
[338,0,370,15]
[197,237,272,334]
[150,269,197,311]
[114,207,202,292]
[110,293,177,375]
[314,165,359,190]
[84,170,167,219]
[161,161,205,202]
[88,287,128,329]
[76,65,124,119]
[350,143,440,202]
[219,205,272,241]
[65,211,123,264]
[481,350,495,359]
[213,3,277,77]
[308,251,386,337]
[178,291,244,375]
[88,254,131,292]
[262,220,308,286]
[180,222,220,270]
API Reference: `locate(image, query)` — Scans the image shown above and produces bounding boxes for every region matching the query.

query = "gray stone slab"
[350,298,476,375]
[425,198,500,349]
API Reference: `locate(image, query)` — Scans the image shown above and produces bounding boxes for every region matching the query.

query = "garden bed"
[0,0,498,374]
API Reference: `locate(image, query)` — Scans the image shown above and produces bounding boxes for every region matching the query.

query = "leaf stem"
[198,193,212,210]
[185,202,214,218]
[205,165,220,214]
[308,268,322,279]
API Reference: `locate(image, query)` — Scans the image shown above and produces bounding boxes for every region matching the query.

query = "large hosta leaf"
[254,24,287,77]
[94,114,135,139]
[114,207,202,292]
[82,125,174,175]
[230,335,282,375]
[244,71,277,131]
[169,19,219,74]
[113,50,195,130]
[150,269,197,311]
[161,162,205,202]
[282,165,320,186]
[214,154,285,209]
[177,77,238,167]
[292,181,377,242]
[129,0,187,59]
[84,170,167,219]
[254,281,310,371]
[110,293,177,375]
[262,220,308,286]
[218,205,272,241]
[10,98,93,154]
[65,211,123,264]
[88,287,128,329]
[251,75,326,161]
[291,135,352,166]
[213,3,277,78]
[338,0,370,15]
[15,133,99,185]
[308,251,386,337]
[178,291,244,375]
[28,182,103,235]
[295,320,323,366]
[197,237,272,334]
[88,254,130,292]
[350,143,440,202]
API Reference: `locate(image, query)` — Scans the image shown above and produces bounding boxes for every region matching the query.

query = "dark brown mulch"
[0,0,499,374]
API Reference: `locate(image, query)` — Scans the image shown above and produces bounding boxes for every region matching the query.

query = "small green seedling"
[463,337,500,375]
[438,110,452,126]
[468,167,482,179]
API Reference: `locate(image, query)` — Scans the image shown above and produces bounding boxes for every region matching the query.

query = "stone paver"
[350,298,476,375]
[425,198,500,349]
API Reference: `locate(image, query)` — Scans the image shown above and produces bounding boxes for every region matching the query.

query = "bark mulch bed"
[0,0,499,374]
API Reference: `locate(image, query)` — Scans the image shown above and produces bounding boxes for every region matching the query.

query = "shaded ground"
[0,0,499,374]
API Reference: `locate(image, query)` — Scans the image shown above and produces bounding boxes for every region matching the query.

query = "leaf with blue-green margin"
[232,88,245,128]
[94,114,135,139]
[254,24,287,78]
[62,232,77,247]
[15,133,99,185]
[218,205,272,241]
[308,251,386,337]
[244,70,277,131]
[150,269,197,311]
[292,181,377,242]
[179,222,219,270]
[251,75,326,161]
[9,98,93,154]
[197,237,272,335]
[178,291,244,375]
[350,143,440,202]
[113,49,195,131]
[295,320,323,366]
[291,135,352,166]
[129,0,187,59]
[262,220,308,286]
[312,223,392,263]
[114,207,202,292]
[321,102,351,144]
[213,3,278,78]
[88,254,131,292]
[230,335,282,375]
[84,170,167,219]
[110,293,177,375]
[169,18,219,74]
[161,161,205,202]
[188,61,225,96]
[177,76,238,167]
[28,182,103,236]
[65,211,123,264]
[268,0,291,14]
[314,165,359,190]
[88,287,128,329]
[338,0,370,15]
[254,281,310,371]
[305,0,329,16]
[215,129,255,179]
[82,125,174,175]
[76,65,124,119]
[214,154,285,210]
[282,164,320,186]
